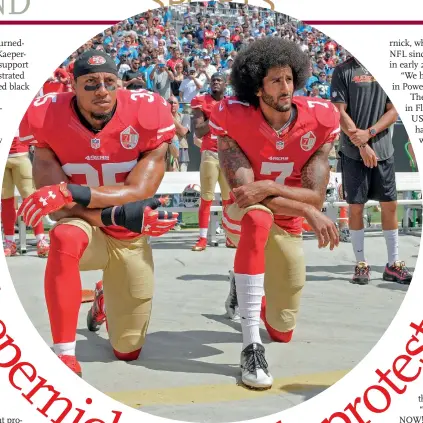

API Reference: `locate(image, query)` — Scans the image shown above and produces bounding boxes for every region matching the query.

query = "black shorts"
[340,152,397,204]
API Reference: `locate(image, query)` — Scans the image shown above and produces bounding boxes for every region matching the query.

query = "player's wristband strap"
[101,206,124,227]
[67,184,91,207]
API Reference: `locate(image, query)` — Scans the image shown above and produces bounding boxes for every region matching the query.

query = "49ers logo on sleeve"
[300,131,316,151]
[88,56,106,65]
[120,126,139,149]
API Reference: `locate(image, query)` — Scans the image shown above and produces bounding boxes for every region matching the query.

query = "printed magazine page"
[0,1,423,423]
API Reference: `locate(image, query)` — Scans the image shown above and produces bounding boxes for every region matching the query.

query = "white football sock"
[350,229,365,263]
[5,235,15,243]
[383,229,399,266]
[35,234,45,242]
[235,273,264,349]
[53,341,76,356]
[199,228,208,238]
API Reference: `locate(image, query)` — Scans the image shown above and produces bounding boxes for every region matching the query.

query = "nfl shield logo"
[276,140,284,150]
[91,138,100,149]
[300,131,316,152]
[120,126,139,150]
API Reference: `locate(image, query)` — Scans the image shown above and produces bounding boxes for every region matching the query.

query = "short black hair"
[231,38,310,108]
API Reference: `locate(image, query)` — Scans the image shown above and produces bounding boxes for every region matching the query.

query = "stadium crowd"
[41,3,348,172]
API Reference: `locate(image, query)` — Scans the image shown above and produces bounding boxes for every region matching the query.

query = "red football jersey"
[191,93,222,153]
[9,132,29,156]
[19,89,175,240]
[209,96,340,234]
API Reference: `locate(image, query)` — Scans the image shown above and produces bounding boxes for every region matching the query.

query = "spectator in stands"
[313,58,328,76]
[151,59,174,100]
[203,23,216,50]
[110,48,119,65]
[171,62,185,97]
[313,71,330,99]
[167,47,183,71]
[117,55,131,78]
[138,56,153,91]
[119,36,138,59]
[122,58,146,90]
[179,66,206,104]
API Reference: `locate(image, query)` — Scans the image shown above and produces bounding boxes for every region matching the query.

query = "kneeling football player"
[18,50,178,377]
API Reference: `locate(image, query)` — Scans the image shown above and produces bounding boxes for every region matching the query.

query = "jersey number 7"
[260,162,294,185]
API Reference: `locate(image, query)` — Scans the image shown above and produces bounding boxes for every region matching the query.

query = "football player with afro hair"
[210,37,340,389]
[230,37,310,108]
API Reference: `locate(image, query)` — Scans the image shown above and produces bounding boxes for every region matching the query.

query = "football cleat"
[339,227,351,243]
[4,240,17,257]
[351,262,371,285]
[240,343,273,389]
[192,237,207,251]
[37,238,50,258]
[87,281,106,332]
[225,270,240,321]
[58,354,82,377]
[383,261,412,285]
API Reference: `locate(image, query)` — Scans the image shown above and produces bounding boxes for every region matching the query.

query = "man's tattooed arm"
[260,143,332,211]
[300,143,332,209]
[218,135,254,188]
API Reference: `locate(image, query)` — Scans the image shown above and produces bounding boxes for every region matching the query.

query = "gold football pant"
[223,203,306,332]
[199,150,230,201]
[2,154,34,199]
[53,218,154,354]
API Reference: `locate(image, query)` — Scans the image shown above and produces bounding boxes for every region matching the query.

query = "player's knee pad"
[261,297,296,342]
[265,309,296,339]
[107,297,153,355]
[49,224,89,259]
[201,192,214,202]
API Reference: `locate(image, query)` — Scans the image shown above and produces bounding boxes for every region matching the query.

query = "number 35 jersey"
[209,96,340,234]
[19,89,176,239]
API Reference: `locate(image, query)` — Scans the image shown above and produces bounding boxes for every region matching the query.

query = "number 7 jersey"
[19,89,176,239]
[209,96,340,234]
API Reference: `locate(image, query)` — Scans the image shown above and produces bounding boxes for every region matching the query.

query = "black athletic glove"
[101,197,179,236]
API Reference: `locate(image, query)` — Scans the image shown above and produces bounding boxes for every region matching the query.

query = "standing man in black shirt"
[331,57,412,285]
[122,58,146,90]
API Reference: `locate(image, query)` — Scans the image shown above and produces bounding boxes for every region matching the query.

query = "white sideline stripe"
[158,124,175,133]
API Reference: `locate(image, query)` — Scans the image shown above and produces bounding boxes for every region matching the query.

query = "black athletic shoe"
[225,270,240,320]
[240,343,273,389]
[383,261,412,285]
[351,262,371,285]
